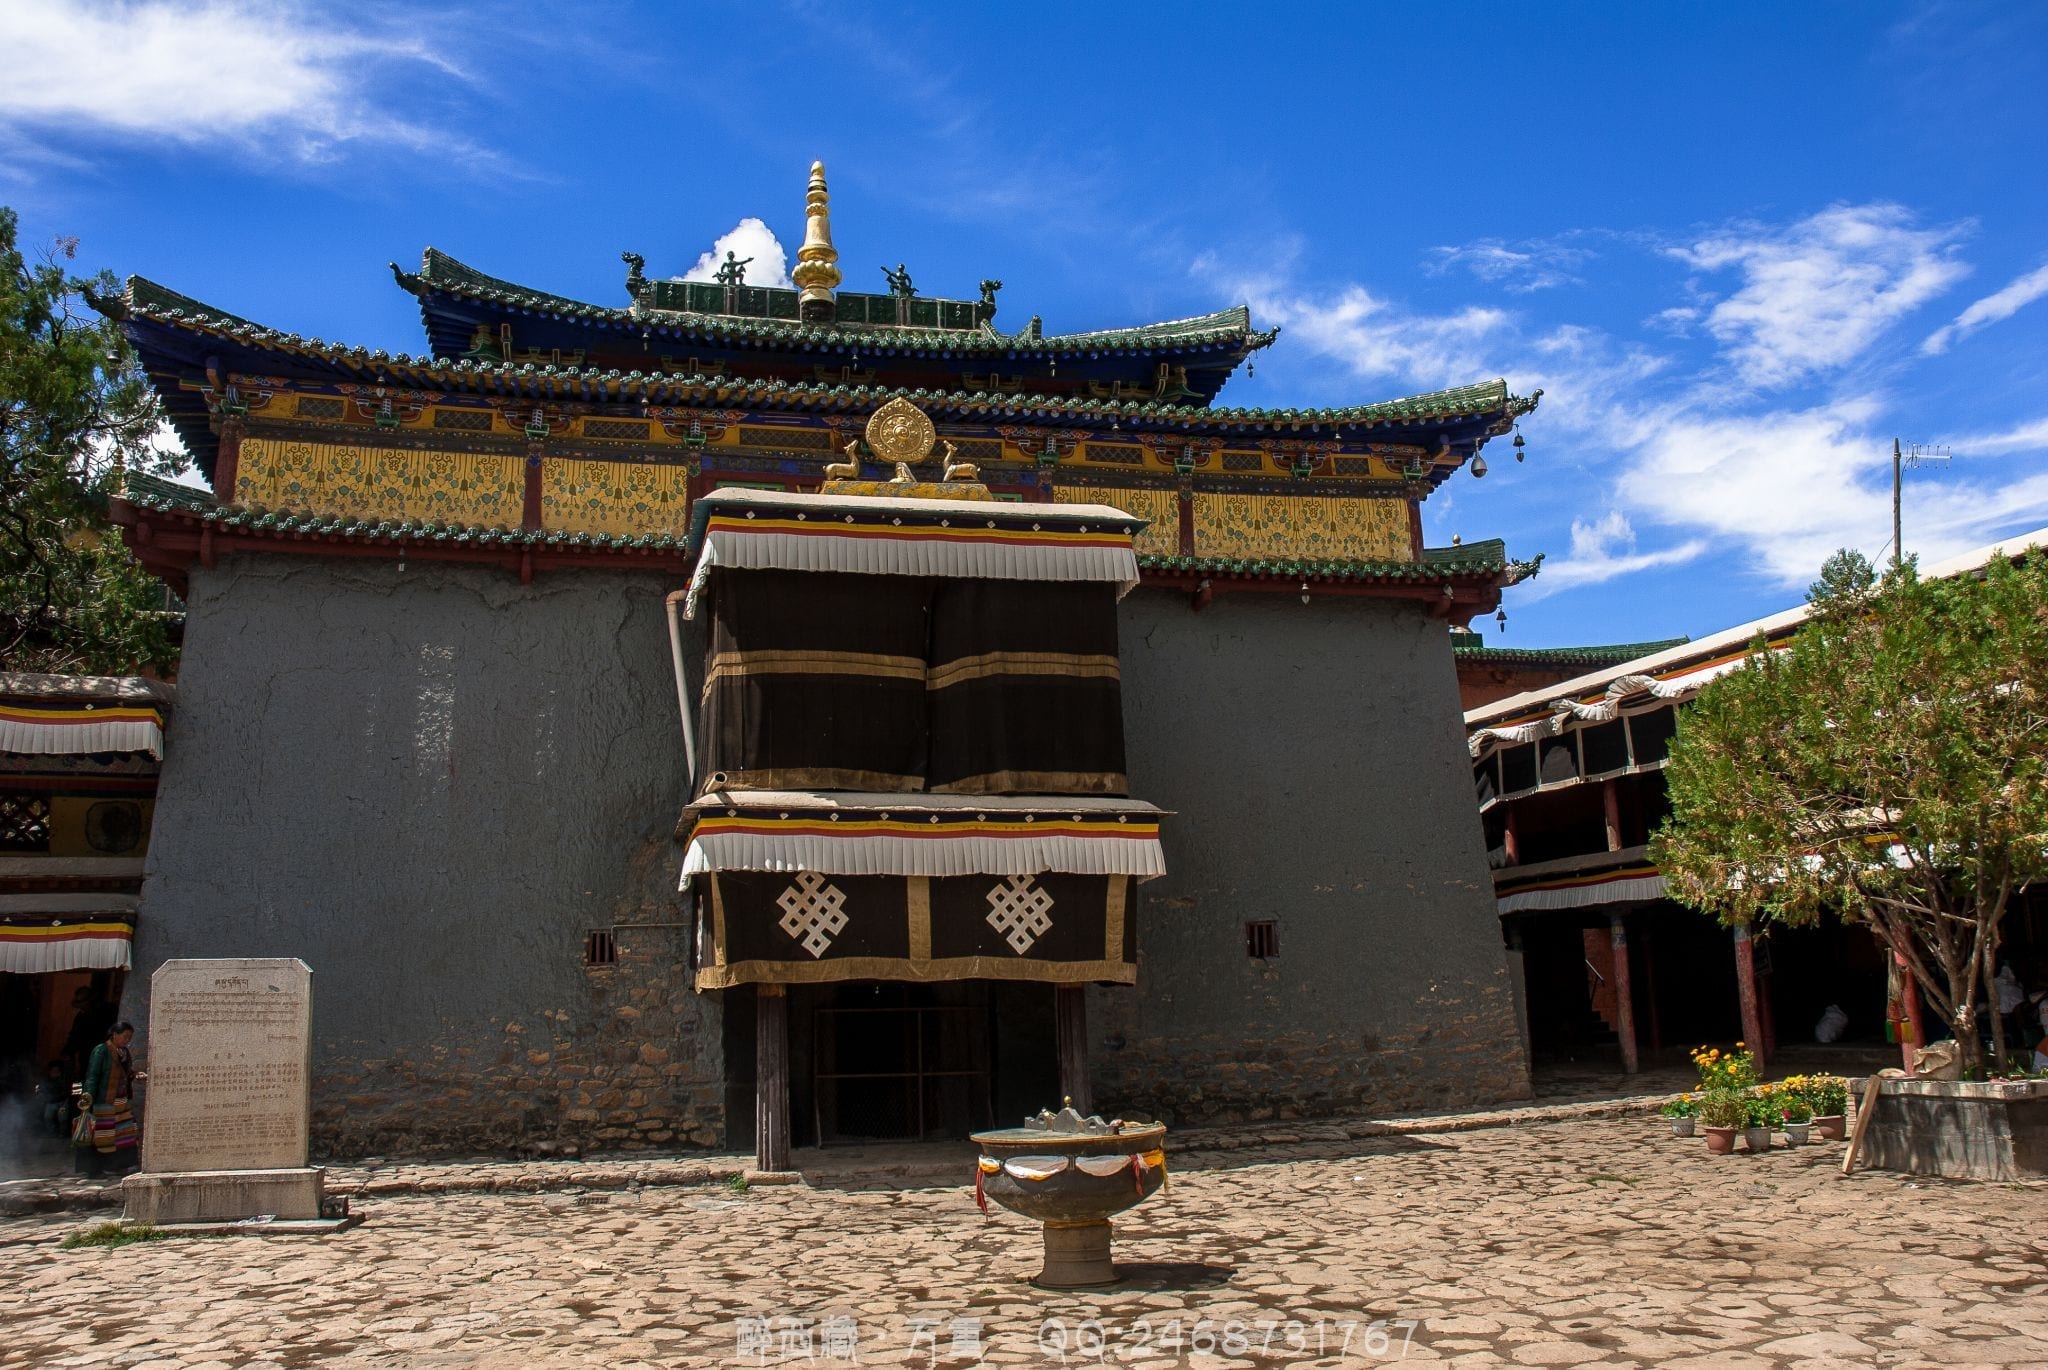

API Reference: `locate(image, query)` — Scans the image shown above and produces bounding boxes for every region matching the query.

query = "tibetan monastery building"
[105,164,1541,1157]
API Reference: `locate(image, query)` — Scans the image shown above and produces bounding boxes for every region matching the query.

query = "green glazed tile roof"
[114,276,1537,435]
[397,248,1274,357]
[1451,635,1689,665]
[119,469,215,510]
[1142,539,1540,585]
[117,486,692,552]
[118,483,1537,586]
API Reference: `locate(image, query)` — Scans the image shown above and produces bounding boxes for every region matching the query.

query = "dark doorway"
[811,988,991,1143]
[0,968,123,1175]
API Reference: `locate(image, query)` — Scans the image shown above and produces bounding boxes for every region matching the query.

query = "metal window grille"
[584,928,617,966]
[0,795,51,853]
[1245,920,1279,960]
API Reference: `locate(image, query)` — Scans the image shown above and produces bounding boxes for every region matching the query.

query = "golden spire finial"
[793,159,841,320]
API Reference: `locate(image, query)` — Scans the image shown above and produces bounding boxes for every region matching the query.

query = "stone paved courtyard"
[3,1112,2045,1368]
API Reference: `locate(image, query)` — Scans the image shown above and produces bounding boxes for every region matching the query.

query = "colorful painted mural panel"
[235,438,523,526]
[1191,493,1413,562]
[1054,486,1179,557]
[540,458,693,537]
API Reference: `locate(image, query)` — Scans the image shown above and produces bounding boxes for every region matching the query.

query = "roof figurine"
[882,263,917,299]
[622,251,646,300]
[791,159,841,321]
[712,251,751,288]
[975,279,1001,329]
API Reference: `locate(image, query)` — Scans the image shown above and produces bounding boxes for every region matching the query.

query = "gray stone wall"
[1093,587,1530,1124]
[127,558,719,1156]
[130,558,1521,1155]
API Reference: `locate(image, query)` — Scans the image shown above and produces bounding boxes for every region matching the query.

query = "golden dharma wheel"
[864,397,937,465]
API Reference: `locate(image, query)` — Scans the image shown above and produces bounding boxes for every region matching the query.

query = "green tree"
[1,206,181,675]
[1652,547,2048,1076]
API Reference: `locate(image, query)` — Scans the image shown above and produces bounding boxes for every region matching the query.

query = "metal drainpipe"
[664,588,702,981]
[663,589,698,788]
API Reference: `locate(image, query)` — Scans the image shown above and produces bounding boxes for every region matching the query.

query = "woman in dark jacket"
[78,1022,143,1176]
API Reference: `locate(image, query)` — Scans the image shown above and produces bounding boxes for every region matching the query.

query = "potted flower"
[1660,1093,1701,1137]
[1691,1043,1759,1092]
[1699,1088,1744,1154]
[1802,1075,1849,1140]
[1741,1087,1775,1153]
[1779,1091,1813,1146]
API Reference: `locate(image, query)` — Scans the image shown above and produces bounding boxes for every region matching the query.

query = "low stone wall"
[1859,1078,2048,1181]
[311,923,725,1158]
[1092,983,1529,1128]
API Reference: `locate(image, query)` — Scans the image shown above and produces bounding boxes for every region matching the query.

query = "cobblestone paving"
[3,1114,2044,1368]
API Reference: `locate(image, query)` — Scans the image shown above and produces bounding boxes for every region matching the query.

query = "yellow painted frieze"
[1054,486,1179,557]
[1192,492,1412,561]
[236,437,522,526]
[540,458,692,537]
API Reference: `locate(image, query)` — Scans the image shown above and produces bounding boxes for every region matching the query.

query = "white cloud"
[680,219,792,290]
[1922,261,2048,354]
[1619,400,2048,585]
[1428,239,1592,293]
[1522,510,1707,597]
[1670,203,1970,388]
[1956,416,2048,456]
[1619,400,1892,583]
[1198,199,2048,600]
[0,0,471,162]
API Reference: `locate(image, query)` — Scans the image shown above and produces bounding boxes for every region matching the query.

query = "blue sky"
[6,0,2047,647]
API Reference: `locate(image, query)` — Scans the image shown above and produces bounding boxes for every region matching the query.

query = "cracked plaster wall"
[126,557,718,1156]
[1094,587,1530,1124]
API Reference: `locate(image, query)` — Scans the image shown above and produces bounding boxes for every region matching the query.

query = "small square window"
[584,929,617,966]
[1245,920,1279,960]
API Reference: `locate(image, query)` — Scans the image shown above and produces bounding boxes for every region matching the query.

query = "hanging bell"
[1495,607,1508,633]
[1471,452,1488,478]
[1513,431,1526,462]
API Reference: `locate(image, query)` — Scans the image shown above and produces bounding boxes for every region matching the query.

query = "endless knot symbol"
[777,872,849,958]
[985,875,1055,954]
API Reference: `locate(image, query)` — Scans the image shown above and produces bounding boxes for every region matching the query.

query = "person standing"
[77,1022,144,1177]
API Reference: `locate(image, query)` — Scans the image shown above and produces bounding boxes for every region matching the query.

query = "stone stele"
[123,958,323,1224]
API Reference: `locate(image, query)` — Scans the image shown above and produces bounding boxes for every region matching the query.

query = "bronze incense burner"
[971,1101,1168,1288]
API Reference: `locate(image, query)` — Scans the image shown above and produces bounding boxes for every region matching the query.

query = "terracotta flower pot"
[1743,1126,1773,1153]
[1703,1125,1737,1154]
[1812,1114,1846,1141]
[1669,1117,1696,1137]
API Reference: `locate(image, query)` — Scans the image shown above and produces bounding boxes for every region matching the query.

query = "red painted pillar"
[1609,912,1639,1074]
[1733,923,1768,1071]
[1897,950,1926,1071]
[1502,806,1522,867]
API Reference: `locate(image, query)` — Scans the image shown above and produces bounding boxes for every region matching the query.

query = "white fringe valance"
[0,713,163,758]
[685,528,1141,618]
[1470,657,1750,758]
[680,829,1167,882]
[1497,873,1668,915]
[0,896,137,973]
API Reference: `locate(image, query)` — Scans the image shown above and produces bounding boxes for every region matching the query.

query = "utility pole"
[1891,439,1953,567]
[1892,439,1902,570]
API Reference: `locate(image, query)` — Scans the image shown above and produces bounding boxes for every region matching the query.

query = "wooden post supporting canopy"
[1056,985,1090,1116]
[1732,923,1768,1070]
[1609,912,1640,1075]
[1897,949,1926,1072]
[756,984,791,1173]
